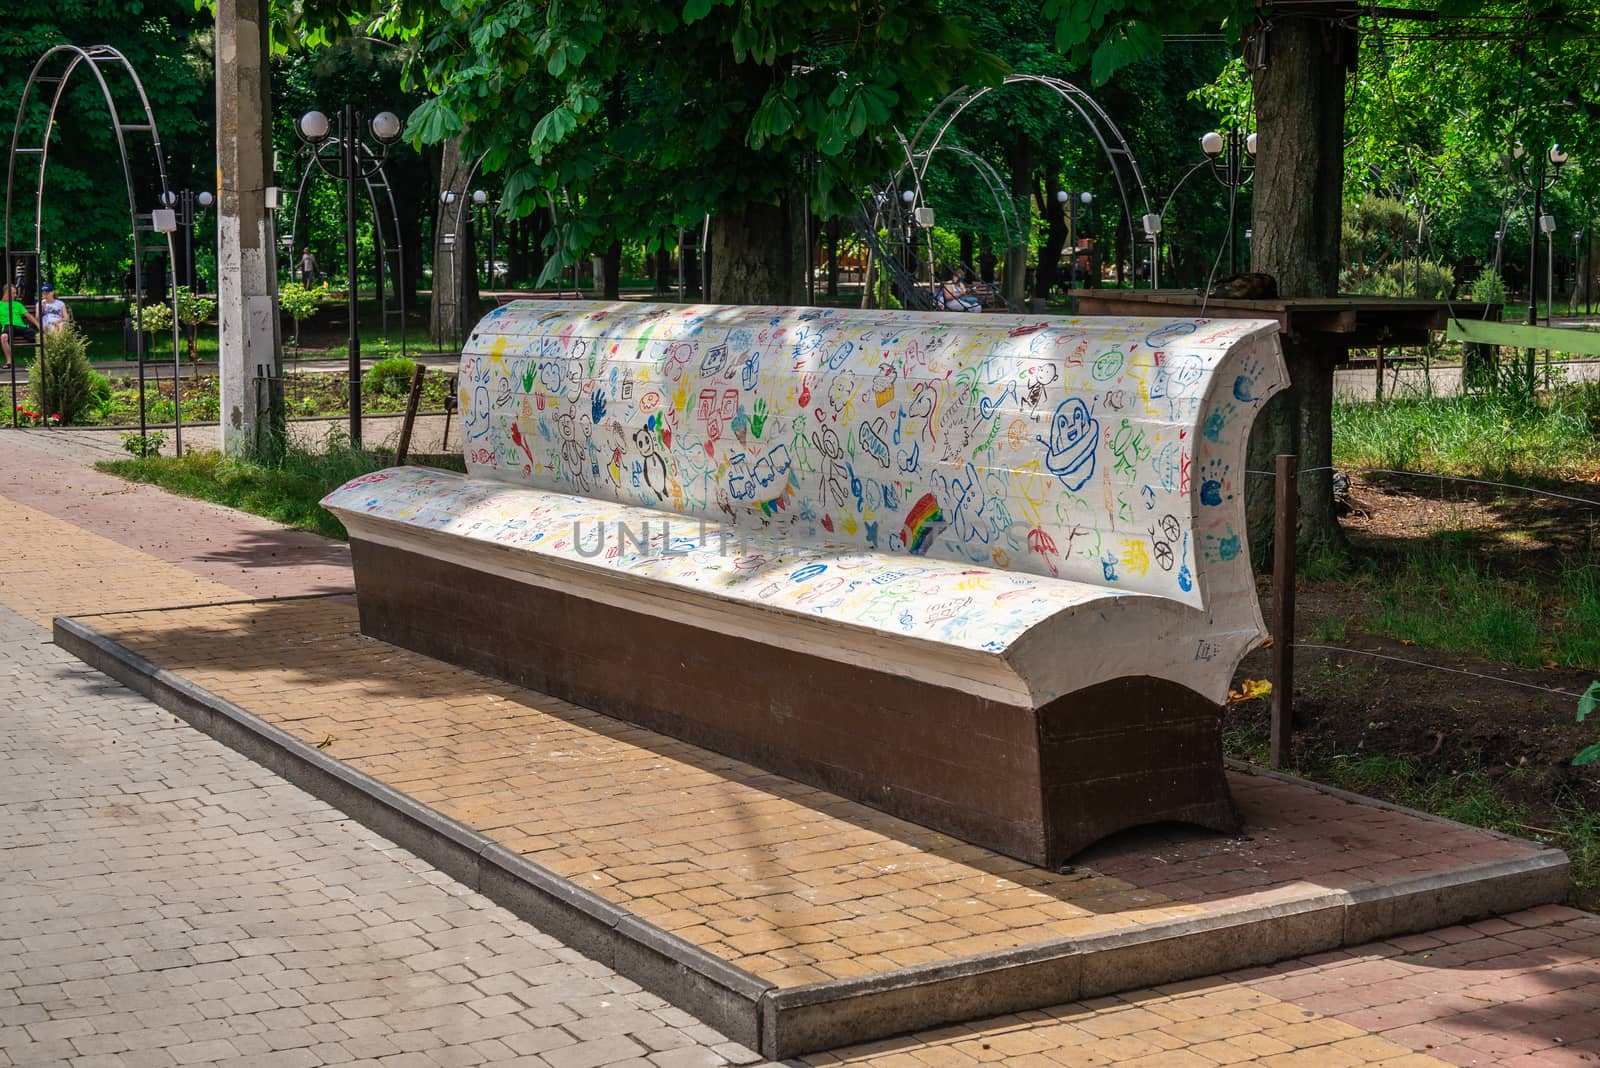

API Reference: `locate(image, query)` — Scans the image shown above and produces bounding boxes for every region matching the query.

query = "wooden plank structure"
[1073,290,1499,350]
[1446,316,1600,357]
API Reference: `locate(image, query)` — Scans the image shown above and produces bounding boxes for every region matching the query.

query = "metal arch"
[286,142,407,353]
[893,145,1023,253]
[4,43,184,445]
[904,74,1155,286]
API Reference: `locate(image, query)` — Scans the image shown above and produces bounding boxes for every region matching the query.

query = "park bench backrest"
[457,301,1284,610]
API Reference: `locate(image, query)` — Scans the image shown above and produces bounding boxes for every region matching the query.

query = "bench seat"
[327,467,1261,710]
[324,300,1287,865]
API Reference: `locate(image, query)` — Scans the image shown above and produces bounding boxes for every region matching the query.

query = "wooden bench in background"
[323,301,1287,866]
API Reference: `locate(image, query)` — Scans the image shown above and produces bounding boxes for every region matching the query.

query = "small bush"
[278,282,322,348]
[28,323,97,425]
[1470,271,1508,304]
[364,356,418,398]
[88,370,115,421]
[120,431,166,458]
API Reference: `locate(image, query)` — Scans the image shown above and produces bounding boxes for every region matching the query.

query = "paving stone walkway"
[76,597,1549,991]
[0,601,760,1068]
[4,429,1600,1065]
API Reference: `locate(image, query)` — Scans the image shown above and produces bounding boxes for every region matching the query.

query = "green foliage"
[27,324,97,425]
[1470,271,1508,304]
[97,432,456,540]
[386,0,1008,285]
[174,287,216,330]
[119,431,167,458]
[363,356,417,398]
[134,300,173,336]
[0,2,212,290]
[1346,257,1455,300]
[1333,385,1600,482]
[278,282,323,322]
[1042,0,1250,84]
[1577,682,1600,766]
[278,283,323,348]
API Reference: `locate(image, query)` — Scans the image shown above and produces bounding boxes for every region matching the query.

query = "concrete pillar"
[215,0,284,455]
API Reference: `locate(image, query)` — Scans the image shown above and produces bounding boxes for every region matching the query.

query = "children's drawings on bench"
[454,301,1284,607]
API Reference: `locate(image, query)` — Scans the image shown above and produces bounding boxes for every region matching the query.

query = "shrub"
[134,300,173,335]
[278,282,322,348]
[1470,271,1508,304]
[28,323,97,425]
[364,356,418,398]
[88,370,115,421]
[1345,257,1454,300]
[174,286,216,367]
[120,431,166,458]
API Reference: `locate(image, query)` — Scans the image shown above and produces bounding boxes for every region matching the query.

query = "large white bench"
[323,300,1286,865]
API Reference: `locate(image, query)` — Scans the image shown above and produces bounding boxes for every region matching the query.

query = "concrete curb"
[56,614,1574,1061]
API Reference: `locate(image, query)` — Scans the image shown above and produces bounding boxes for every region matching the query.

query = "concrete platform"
[54,596,1571,1061]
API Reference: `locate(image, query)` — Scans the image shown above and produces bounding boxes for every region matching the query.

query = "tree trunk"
[1005,135,1032,309]
[1036,178,1067,300]
[959,231,975,275]
[603,239,622,300]
[1245,17,1356,565]
[429,135,472,346]
[709,197,805,306]
[979,236,996,284]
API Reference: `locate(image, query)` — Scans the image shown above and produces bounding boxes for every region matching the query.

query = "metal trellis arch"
[4,44,184,446]
[903,74,1156,291]
[286,143,408,357]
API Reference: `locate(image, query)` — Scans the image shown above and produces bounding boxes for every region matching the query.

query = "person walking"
[300,248,319,287]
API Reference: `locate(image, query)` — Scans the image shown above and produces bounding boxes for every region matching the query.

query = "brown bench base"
[348,539,1240,867]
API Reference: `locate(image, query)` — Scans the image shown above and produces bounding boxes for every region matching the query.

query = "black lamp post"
[1200,128,1257,276]
[159,190,214,291]
[295,105,403,448]
[1055,189,1094,294]
[1503,141,1573,389]
[471,190,500,289]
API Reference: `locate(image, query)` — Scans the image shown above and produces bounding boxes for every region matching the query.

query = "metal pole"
[1527,183,1540,391]
[181,192,192,291]
[344,105,361,447]
[1269,452,1298,769]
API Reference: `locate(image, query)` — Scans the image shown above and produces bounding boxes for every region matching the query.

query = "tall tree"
[384,0,1006,304]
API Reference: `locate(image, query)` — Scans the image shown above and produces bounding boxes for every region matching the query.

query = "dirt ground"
[1230,473,1600,836]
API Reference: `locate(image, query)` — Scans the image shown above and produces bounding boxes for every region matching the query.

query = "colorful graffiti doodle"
[445,301,1282,607]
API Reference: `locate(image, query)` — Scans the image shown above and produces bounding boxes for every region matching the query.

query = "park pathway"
[3,428,1600,1067]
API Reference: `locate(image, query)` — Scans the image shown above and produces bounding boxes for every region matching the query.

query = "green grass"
[96,437,388,540]
[1305,537,1600,672]
[1332,384,1600,481]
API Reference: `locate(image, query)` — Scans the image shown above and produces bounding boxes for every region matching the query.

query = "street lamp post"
[1504,142,1573,390]
[159,190,214,291]
[1054,189,1094,296]
[472,189,496,290]
[295,105,403,448]
[1146,130,1258,288]
[1200,129,1257,276]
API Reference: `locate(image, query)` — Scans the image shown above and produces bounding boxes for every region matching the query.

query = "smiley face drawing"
[1038,398,1099,491]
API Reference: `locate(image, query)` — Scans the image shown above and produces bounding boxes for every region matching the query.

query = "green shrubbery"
[363,356,418,398]
[27,324,98,424]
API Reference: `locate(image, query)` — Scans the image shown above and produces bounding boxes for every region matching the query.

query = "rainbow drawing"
[900,493,945,556]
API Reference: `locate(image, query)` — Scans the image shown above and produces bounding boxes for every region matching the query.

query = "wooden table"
[1071,290,1497,350]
